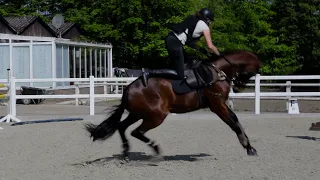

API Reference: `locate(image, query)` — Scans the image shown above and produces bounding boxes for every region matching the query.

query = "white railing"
[229,74,320,114]
[10,76,137,118]
[73,81,128,105]
[1,74,320,123]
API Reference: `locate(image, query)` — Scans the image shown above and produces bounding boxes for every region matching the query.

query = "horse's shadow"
[286,135,320,141]
[72,152,212,167]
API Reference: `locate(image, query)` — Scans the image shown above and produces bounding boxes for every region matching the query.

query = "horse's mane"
[189,49,259,65]
[206,49,258,62]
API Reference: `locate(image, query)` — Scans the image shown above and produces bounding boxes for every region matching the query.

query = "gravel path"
[0,112,319,180]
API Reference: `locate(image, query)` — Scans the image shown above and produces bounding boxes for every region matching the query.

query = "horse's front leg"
[226,107,257,156]
[209,96,257,156]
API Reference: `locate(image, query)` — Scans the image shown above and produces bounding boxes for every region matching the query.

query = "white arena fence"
[1,74,320,123]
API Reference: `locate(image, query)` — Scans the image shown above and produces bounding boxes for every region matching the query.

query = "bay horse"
[85,50,261,161]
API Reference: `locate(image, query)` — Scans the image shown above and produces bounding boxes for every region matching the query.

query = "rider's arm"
[203,29,221,56]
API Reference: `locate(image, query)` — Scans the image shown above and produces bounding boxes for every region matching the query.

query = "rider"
[142,8,223,86]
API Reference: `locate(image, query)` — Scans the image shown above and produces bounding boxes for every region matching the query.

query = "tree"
[271,0,320,74]
[60,0,192,68]
[1,0,318,75]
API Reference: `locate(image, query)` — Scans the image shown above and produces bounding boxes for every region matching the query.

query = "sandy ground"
[0,85,320,180]
[0,107,320,180]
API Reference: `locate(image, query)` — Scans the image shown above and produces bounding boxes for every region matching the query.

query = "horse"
[85,50,261,161]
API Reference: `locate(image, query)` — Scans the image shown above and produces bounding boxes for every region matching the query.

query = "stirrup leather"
[141,68,148,87]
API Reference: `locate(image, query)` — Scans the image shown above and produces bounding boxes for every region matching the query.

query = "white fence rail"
[1,74,320,123]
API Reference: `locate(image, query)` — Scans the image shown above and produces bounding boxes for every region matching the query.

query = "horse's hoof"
[149,142,162,156]
[247,147,258,156]
[120,156,130,164]
[121,151,130,163]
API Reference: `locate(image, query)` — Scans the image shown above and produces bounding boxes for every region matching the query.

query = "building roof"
[48,22,78,37]
[0,16,16,33]
[3,16,38,34]
[0,15,78,37]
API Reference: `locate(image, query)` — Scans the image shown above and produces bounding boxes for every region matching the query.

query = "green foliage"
[1,0,319,74]
[271,0,320,74]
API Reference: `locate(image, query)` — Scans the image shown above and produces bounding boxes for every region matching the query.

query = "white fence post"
[255,74,260,114]
[227,84,234,110]
[115,80,119,94]
[89,76,95,115]
[0,75,21,123]
[103,85,107,94]
[10,76,16,117]
[75,85,79,106]
[286,81,291,110]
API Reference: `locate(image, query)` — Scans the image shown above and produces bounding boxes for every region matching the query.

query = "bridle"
[220,56,240,82]
[206,55,241,86]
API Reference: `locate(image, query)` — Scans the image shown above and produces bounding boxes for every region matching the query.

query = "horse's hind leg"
[210,101,257,156]
[130,114,168,156]
[118,113,140,160]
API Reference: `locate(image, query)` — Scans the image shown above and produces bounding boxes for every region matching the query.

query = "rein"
[221,55,239,82]
[206,55,239,84]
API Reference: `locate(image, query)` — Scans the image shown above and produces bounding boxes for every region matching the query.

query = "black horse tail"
[85,86,129,141]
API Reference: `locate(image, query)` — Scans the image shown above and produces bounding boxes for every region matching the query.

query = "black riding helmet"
[199,8,214,21]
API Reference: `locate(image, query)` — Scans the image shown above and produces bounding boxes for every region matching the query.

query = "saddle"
[171,60,226,94]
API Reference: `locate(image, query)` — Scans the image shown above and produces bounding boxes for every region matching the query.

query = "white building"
[0,33,113,88]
